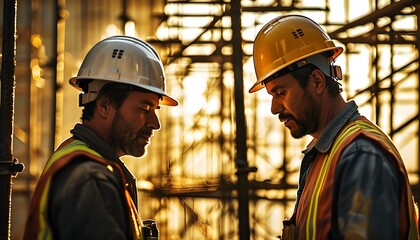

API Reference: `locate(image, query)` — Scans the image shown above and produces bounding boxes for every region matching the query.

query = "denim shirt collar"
[303,100,360,154]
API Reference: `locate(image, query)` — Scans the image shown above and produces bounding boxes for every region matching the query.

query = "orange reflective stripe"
[408,196,419,240]
[125,189,144,240]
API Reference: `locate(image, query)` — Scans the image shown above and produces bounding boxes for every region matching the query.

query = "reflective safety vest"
[23,138,145,240]
[295,117,419,239]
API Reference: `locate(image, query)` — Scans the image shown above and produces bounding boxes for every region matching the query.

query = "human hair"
[291,64,342,96]
[80,83,129,121]
[80,82,158,121]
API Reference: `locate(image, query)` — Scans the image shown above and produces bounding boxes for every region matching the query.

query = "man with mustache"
[249,15,419,239]
[24,36,178,240]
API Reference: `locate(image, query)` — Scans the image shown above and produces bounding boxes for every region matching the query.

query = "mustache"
[277,113,303,126]
[278,113,294,121]
[137,128,154,138]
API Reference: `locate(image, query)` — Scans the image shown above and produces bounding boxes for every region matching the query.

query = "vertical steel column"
[0,0,17,239]
[231,0,252,239]
[0,0,23,239]
[416,4,420,199]
[50,0,58,152]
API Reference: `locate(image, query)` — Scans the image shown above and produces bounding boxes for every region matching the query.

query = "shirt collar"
[303,100,360,154]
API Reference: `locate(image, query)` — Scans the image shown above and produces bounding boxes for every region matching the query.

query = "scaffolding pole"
[231,0,254,239]
[0,0,24,239]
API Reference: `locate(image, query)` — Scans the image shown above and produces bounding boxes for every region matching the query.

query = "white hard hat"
[69,35,178,106]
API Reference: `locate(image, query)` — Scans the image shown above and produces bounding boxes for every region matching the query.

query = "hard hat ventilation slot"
[112,49,124,59]
[292,29,304,38]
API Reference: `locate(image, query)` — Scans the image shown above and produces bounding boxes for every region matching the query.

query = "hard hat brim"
[69,77,178,106]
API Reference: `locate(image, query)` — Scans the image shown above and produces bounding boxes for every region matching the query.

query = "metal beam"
[329,0,420,38]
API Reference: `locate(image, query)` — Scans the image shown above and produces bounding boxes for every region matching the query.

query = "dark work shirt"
[49,124,138,240]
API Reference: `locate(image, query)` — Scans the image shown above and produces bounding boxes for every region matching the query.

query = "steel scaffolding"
[3,0,419,239]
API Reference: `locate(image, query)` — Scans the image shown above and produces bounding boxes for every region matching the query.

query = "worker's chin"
[131,149,147,158]
[289,125,308,139]
[122,146,147,158]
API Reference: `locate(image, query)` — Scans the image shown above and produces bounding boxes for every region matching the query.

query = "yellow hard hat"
[249,15,343,93]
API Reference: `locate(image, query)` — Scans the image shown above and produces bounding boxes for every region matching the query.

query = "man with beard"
[24,36,178,240]
[249,15,419,239]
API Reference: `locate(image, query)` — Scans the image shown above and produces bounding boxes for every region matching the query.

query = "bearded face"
[265,71,322,139]
[280,88,320,138]
[109,110,152,157]
[107,91,161,158]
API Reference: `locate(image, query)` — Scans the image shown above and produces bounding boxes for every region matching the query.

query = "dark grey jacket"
[49,124,138,239]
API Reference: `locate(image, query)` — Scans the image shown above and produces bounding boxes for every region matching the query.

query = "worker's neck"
[312,95,346,139]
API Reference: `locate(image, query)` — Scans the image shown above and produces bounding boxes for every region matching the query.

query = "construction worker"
[249,15,419,240]
[24,36,177,240]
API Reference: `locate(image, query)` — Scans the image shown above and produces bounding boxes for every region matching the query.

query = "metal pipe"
[50,0,58,152]
[231,1,252,239]
[0,0,19,239]
[416,1,420,200]
[329,0,419,38]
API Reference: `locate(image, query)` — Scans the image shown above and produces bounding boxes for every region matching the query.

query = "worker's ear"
[310,68,326,95]
[96,95,113,119]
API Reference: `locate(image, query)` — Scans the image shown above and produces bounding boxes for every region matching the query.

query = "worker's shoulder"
[49,157,124,210]
[339,136,398,173]
[342,134,390,156]
[54,156,120,187]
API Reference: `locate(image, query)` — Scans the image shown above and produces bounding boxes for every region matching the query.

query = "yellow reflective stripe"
[38,177,53,240]
[44,140,101,171]
[306,123,360,239]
